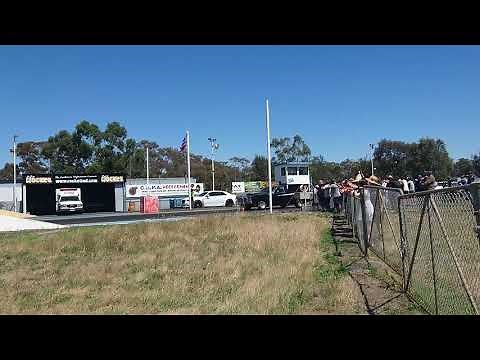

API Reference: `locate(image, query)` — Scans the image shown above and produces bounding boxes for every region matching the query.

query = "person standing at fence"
[421,171,437,191]
[401,177,410,194]
[318,180,327,211]
[407,176,415,193]
[364,176,381,245]
[329,180,342,213]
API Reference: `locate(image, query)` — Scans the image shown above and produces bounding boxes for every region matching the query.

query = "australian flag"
[179,135,187,153]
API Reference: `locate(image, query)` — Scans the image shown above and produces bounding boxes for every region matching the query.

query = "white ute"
[56,188,84,214]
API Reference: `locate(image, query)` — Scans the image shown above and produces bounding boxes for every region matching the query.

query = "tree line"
[1,120,479,187]
[0,121,269,191]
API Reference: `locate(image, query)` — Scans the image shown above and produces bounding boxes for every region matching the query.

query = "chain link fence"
[342,183,480,314]
[400,185,480,314]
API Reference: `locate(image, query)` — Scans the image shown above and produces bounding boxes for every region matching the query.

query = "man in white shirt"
[400,178,409,194]
[407,177,415,193]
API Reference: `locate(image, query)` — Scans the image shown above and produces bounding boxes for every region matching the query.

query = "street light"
[208,137,219,191]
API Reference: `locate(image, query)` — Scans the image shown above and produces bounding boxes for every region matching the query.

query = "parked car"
[182,191,237,208]
[238,186,301,210]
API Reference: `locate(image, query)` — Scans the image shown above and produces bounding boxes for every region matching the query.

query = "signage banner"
[231,182,245,194]
[126,183,204,198]
[24,174,124,185]
[232,181,279,193]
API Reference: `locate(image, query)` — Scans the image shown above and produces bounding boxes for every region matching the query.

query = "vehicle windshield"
[196,192,208,197]
[60,196,80,202]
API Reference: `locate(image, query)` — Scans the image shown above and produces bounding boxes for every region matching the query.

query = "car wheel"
[194,200,203,208]
[225,199,234,207]
[258,200,267,210]
[294,200,301,208]
[244,205,252,211]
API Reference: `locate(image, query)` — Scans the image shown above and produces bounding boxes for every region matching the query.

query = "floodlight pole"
[208,137,218,191]
[266,99,273,214]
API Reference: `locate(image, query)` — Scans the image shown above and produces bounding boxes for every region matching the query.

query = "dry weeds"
[0,213,362,314]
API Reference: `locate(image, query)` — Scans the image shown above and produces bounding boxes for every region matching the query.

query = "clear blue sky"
[1,45,479,167]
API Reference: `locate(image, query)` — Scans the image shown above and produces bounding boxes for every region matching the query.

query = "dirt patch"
[331,214,422,315]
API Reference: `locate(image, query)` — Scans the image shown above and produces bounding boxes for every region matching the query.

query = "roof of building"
[274,162,310,166]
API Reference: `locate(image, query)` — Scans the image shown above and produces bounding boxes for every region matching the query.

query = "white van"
[56,188,84,214]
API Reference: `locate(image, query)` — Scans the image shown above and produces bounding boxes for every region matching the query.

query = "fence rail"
[342,183,480,315]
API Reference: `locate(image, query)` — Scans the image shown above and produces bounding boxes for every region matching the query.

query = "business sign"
[231,182,245,194]
[126,183,204,198]
[25,175,53,184]
[24,174,125,185]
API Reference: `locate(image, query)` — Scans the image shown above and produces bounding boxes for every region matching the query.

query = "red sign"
[140,196,159,213]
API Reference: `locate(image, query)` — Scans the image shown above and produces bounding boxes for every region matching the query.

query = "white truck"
[56,188,84,214]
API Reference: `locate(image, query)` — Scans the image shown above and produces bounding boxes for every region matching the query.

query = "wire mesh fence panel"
[362,186,404,273]
[400,186,480,314]
[379,188,403,273]
[354,192,367,255]
[343,192,364,252]
[367,187,383,258]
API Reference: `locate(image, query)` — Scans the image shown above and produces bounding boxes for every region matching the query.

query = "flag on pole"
[179,136,187,152]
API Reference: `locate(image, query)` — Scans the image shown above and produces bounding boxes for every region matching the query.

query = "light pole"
[266,99,273,214]
[369,143,375,176]
[208,137,219,191]
[10,135,18,212]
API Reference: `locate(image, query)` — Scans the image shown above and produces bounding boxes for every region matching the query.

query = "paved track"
[36,207,239,225]
[35,205,308,226]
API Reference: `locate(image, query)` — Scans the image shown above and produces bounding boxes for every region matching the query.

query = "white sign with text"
[126,183,204,198]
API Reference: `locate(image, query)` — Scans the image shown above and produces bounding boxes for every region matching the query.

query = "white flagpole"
[146,146,149,196]
[187,131,192,210]
[266,99,273,214]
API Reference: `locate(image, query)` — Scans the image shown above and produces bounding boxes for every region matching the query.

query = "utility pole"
[12,135,18,212]
[369,143,375,176]
[208,137,219,191]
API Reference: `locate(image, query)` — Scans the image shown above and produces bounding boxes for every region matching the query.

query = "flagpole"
[187,131,192,210]
[266,99,273,214]
[146,146,149,196]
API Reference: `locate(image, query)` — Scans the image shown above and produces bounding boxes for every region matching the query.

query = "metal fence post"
[360,187,369,256]
[405,194,429,292]
[426,199,439,315]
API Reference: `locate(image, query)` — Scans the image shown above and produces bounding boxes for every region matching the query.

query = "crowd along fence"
[342,183,480,314]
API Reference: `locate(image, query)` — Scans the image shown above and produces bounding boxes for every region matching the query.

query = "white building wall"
[0,183,22,202]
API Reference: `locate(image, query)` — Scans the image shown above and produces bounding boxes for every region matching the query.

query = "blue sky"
[1,45,479,167]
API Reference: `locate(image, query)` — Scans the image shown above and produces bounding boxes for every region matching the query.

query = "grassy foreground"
[0,213,361,314]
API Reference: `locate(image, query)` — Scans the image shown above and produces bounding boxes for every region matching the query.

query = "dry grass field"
[0,213,363,314]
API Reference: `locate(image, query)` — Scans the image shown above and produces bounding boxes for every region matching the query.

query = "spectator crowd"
[313,170,480,213]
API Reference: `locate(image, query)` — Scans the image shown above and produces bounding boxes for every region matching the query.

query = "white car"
[183,191,237,208]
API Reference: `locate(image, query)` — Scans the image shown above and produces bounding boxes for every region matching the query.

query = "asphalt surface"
[36,207,240,225]
[35,205,306,226]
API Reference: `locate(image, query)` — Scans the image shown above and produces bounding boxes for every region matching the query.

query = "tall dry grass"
[0,213,362,314]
